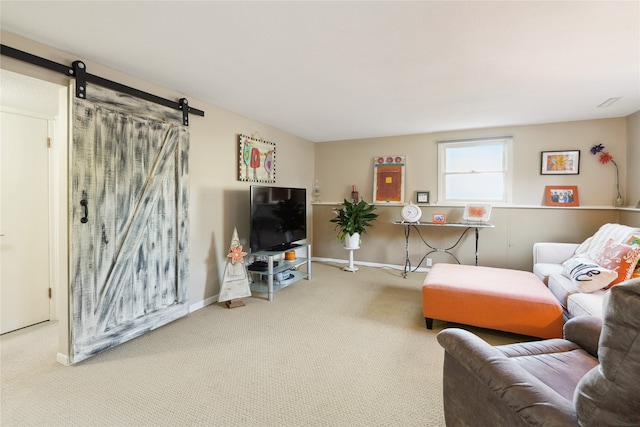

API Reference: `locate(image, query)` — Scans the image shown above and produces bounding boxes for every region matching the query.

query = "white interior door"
[0,111,50,334]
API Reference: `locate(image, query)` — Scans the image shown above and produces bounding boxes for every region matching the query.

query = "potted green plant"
[330,199,379,249]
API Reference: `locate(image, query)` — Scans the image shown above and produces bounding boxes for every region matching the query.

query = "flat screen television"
[249,185,306,253]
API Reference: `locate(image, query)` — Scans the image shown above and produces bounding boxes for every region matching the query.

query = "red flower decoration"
[590,143,622,202]
[599,152,614,164]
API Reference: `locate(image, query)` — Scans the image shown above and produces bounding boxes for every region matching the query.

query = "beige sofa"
[533,223,640,319]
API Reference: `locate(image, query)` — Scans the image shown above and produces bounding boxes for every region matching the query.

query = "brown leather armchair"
[437,278,640,426]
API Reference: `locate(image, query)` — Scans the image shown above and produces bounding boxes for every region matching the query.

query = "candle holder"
[350,184,359,203]
[312,180,321,203]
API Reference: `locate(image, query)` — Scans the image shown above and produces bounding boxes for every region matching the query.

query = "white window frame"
[437,136,513,204]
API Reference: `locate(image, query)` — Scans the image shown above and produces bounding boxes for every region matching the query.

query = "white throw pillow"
[562,256,617,293]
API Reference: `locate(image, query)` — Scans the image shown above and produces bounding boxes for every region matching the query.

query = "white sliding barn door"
[70,85,189,363]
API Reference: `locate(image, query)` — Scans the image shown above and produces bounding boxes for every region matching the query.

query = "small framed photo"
[416,191,430,204]
[545,186,579,206]
[432,213,446,224]
[541,150,580,175]
[463,203,492,222]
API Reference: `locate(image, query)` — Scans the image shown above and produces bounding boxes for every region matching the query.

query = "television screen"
[250,186,306,253]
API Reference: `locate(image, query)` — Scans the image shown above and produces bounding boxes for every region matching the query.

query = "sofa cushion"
[548,274,579,312]
[595,239,640,286]
[627,235,640,247]
[567,290,606,318]
[533,262,563,284]
[574,279,640,426]
[627,235,640,278]
[548,274,607,318]
[562,256,616,293]
[510,348,599,402]
[533,242,581,266]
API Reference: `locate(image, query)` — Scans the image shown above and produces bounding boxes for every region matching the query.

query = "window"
[437,137,512,203]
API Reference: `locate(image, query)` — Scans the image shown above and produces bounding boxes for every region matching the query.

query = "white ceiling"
[1,1,639,142]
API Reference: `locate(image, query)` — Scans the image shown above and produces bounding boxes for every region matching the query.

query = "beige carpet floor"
[1,261,532,427]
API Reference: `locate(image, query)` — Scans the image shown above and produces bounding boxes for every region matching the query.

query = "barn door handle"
[80,199,89,223]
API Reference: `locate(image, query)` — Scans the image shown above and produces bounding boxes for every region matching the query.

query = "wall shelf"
[312,202,637,210]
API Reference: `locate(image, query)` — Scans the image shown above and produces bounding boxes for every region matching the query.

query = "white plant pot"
[344,232,360,249]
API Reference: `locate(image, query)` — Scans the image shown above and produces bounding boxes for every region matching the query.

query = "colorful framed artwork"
[545,185,579,206]
[541,150,580,175]
[373,155,405,205]
[238,134,276,183]
[432,213,446,224]
[416,191,430,204]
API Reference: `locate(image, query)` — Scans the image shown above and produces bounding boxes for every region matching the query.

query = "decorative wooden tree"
[218,228,251,308]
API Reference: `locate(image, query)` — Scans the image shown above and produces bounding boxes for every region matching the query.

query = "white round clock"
[401,202,422,223]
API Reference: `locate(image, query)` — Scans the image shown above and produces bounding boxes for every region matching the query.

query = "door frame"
[54,84,69,365]
[0,73,69,364]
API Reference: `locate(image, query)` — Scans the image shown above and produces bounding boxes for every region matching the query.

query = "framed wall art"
[373,155,405,205]
[545,185,579,206]
[416,191,430,204]
[541,150,580,175]
[238,134,276,183]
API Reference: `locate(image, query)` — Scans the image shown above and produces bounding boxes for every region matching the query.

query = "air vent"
[597,97,621,108]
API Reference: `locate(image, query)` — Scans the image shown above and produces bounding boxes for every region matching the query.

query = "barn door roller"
[73,60,87,99]
[1,44,204,126]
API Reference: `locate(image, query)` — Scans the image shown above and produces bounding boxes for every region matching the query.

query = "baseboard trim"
[311,257,429,273]
[56,352,70,366]
[190,295,218,313]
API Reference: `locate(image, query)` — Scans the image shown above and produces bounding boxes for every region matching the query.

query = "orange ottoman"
[422,264,563,338]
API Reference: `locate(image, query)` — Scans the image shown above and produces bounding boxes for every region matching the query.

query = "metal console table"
[392,221,494,278]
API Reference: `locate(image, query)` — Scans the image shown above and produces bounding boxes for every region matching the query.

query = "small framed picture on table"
[432,213,446,224]
[545,185,579,206]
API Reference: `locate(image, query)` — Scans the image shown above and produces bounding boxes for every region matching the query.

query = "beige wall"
[314,119,631,206]
[314,119,640,270]
[627,110,640,208]
[187,105,315,305]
